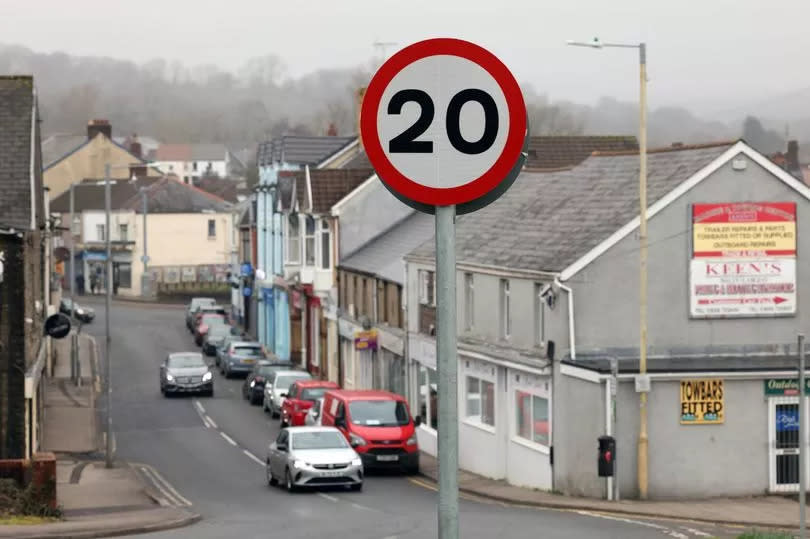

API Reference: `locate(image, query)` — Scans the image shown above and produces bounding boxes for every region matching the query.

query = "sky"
[1,0,809,115]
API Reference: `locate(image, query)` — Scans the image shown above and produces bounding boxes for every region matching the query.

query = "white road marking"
[243,449,264,465]
[194,400,205,414]
[575,511,689,539]
[205,415,218,429]
[139,465,193,507]
[220,432,237,446]
[317,492,339,502]
[352,502,375,511]
[679,527,712,537]
[193,402,211,428]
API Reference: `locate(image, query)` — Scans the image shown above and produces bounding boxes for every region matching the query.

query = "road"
[77,298,744,539]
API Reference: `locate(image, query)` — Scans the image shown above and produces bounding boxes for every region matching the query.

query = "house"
[0,75,51,460]
[406,139,810,500]
[276,167,373,379]
[42,119,163,199]
[153,143,242,184]
[251,135,356,362]
[50,176,234,297]
[524,135,638,170]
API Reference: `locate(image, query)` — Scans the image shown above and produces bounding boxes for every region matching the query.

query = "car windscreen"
[349,400,410,427]
[300,387,330,402]
[274,374,310,391]
[168,355,206,368]
[191,299,216,310]
[258,365,292,376]
[207,325,231,337]
[201,315,224,325]
[291,430,348,450]
[62,298,73,309]
[233,346,263,357]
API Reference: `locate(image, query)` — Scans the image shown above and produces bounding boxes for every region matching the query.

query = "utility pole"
[104,163,113,469]
[141,188,149,297]
[800,333,806,538]
[610,357,620,502]
[637,42,649,500]
[69,183,78,382]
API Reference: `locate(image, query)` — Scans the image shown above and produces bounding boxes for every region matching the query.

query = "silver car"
[266,426,363,492]
[160,352,213,397]
[220,341,265,378]
[263,370,312,417]
[304,397,325,426]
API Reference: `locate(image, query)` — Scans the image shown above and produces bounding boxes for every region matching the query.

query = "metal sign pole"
[104,163,113,469]
[436,204,458,539]
[610,357,619,502]
[799,333,807,539]
[69,183,77,381]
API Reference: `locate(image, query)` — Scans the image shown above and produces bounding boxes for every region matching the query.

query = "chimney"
[356,87,366,146]
[787,140,800,172]
[671,142,683,148]
[327,123,337,137]
[129,133,142,159]
[87,119,112,140]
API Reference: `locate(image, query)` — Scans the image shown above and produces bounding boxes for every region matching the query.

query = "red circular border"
[361,38,527,207]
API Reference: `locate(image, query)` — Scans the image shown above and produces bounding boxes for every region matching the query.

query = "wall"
[336,179,411,259]
[570,154,810,352]
[81,210,136,243]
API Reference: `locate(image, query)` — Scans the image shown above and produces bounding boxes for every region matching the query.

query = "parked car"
[194,313,226,346]
[191,305,228,333]
[185,297,216,330]
[265,426,363,492]
[220,341,265,378]
[159,352,213,397]
[320,390,419,474]
[202,324,233,356]
[263,370,312,417]
[281,380,340,428]
[242,360,296,405]
[304,398,325,426]
[59,298,95,323]
[215,334,245,366]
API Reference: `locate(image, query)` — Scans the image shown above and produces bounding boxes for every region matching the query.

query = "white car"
[263,370,312,418]
[304,397,325,426]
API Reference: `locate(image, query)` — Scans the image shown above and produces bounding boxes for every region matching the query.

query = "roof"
[341,212,435,284]
[42,134,87,168]
[191,144,227,161]
[406,141,735,273]
[342,150,372,169]
[194,176,243,203]
[50,177,160,212]
[257,136,356,167]
[525,136,638,170]
[0,75,37,230]
[278,168,374,214]
[325,389,405,401]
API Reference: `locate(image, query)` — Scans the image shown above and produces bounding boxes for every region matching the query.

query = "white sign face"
[376,55,510,190]
[689,258,796,317]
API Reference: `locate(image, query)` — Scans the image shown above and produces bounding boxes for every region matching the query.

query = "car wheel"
[280,418,288,428]
[205,389,214,398]
[405,463,419,475]
[250,393,261,406]
[285,469,296,492]
[351,482,363,492]
[266,463,277,486]
[224,367,232,379]
[271,405,279,419]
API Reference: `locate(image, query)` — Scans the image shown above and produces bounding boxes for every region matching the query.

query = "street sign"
[44,313,71,339]
[140,255,150,263]
[361,38,528,214]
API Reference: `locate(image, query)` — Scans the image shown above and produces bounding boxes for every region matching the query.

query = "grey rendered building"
[406,140,810,499]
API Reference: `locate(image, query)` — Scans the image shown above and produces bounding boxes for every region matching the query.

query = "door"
[769,396,804,492]
[271,430,289,477]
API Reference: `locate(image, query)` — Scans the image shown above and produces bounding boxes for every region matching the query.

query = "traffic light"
[597,435,615,477]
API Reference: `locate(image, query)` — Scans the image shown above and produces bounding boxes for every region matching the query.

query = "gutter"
[555,278,576,361]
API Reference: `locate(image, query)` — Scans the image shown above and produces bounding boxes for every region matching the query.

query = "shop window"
[287,214,300,263]
[516,390,549,446]
[418,366,438,429]
[466,376,495,427]
[304,216,315,266]
[419,270,435,306]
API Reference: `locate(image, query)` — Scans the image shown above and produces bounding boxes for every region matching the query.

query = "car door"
[271,430,289,477]
[283,383,299,417]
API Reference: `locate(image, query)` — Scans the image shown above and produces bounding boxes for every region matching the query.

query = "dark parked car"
[59,298,95,323]
[242,360,296,405]
[185,297,216,330]
[160,352,213,397]
[202,324,233,356]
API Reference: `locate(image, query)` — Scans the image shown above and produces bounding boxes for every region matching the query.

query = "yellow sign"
[680,379,724,425]
[693,222,796,255]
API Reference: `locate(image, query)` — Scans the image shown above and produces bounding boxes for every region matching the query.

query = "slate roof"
[191,144,227,161]
[42,134,87,168]
[278,168,373,214]
[257,136,355,167]
[341,211,435,284]
[194,176,243,203]
[406,142,735,273]
[342,150,372,169]
[525,136,638,170]
[0,75,39,230]
[50,177,161,212]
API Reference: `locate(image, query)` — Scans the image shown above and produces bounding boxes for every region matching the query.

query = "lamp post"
[567,37,649,499]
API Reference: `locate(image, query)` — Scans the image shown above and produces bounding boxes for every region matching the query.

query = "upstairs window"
[304,216,315,266]
[118,224,128,241]
[320,220,331,269]
[96,224,105,242]
[207,219,216,238]
[419,270,435,306]
[287,214,300,263]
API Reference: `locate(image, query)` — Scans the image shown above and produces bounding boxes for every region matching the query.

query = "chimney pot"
[87,119,112,141]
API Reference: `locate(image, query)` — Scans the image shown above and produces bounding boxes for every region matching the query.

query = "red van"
[280,379,339,427]
[321,390,420,474]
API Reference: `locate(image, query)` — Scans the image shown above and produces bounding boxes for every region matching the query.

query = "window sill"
[462,418,496,435]
[207,236,216,241]
[510,435,550,455]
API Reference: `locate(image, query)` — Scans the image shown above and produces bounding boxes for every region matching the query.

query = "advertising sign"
[680,378,724,424]
[689,258,796,317]
[692,202,796,257]
[354,329,379,351]
[776,408,799,432]
[764,378,810,396]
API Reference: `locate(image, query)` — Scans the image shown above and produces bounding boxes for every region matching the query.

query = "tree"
[742,116,785,154]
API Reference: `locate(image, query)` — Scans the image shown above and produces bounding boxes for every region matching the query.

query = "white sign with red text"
[690,258,796,317]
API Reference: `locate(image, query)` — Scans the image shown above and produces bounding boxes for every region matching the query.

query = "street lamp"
[567,37,649,499]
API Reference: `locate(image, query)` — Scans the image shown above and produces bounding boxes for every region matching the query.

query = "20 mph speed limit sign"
[361,38,528,214]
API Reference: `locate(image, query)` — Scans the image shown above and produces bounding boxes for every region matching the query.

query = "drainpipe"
[555,278,576,360]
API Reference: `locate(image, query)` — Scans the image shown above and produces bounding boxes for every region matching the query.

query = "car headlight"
[351,457,362,467]
[349,433,367,447]
[202,372,213,382]
[293,460,308,469]
[406,434,418,446]
[250,380,255,387]
[166,373,174,382]
[76,308,85,315]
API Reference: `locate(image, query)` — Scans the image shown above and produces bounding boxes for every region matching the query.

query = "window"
[534,283,544,347]
[193,161,198,172]
[419,270,435,306]
[168,164,173,171]
[207,219,216,238]
[349,400,409,426]
[96,224,105,242]
[418,366,438,429]
[320,220,330,269]
[183,176,189,183]
[499,279,511,339]
[464,273,474,331]
[71,216,81,236]
[304,216,315,265]
[466,376,495,426]
[118,224,128,241]
[287,214,300,263]
[516,391,549,446]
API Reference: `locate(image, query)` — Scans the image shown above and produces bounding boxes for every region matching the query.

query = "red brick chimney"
[129,133,142,158]
[87,119,112,140]
[327,123,338,136]
[787,140,800,172]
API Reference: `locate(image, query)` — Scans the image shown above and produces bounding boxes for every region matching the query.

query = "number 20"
[387,88,498,155]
